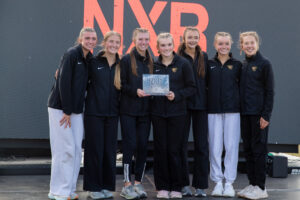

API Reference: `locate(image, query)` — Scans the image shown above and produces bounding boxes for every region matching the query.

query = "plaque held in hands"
[143,74,169,96]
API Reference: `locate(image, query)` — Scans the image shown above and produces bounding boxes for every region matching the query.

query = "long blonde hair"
[177,27,205,78]
[130,28,153,76]
[101,31,122,90]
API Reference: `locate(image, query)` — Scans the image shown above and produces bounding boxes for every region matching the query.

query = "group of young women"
[47,26,274,200]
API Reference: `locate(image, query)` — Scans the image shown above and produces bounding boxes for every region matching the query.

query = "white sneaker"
[223,183,235,197]
[243,186,268,200]
[237,185,254,198]
[211,182,223,197]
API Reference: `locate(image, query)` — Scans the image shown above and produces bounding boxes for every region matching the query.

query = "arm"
[120,57,139,97]
[58,52,75,116]
[261,60,275,125]
[173,61,196,102]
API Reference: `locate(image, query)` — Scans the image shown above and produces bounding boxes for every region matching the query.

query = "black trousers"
[120,114,150,182]
[182,110,209,189]
[152,115,186,192]
[241,115,268,190]
[83,115,119,191]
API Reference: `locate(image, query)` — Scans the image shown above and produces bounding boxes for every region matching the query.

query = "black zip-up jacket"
[48,44,92,115]
[180,50,208,111]
[240,51,274,121]
[151,53,196,117]
[207,53,242,113]
[84,51,120,117]
[120,48,151,116]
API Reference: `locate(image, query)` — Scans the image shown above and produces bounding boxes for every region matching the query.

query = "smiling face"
[79,31,97,53]
[214,35,232,56]
[184,30,199,50]
[157,37,174,58]
[241,35,259,56]
[133,32,150,54]
[104,34,121,55]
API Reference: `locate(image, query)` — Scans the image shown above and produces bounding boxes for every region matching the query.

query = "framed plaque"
[143,74,169,95]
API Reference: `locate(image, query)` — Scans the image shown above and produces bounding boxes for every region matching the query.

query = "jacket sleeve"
[58,52,75,115]
[173,61,196,102]
[261,60,275,121]
[120,57,138,97]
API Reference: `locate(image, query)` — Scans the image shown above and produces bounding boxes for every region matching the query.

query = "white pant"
[208,113,240,184]
[48,108,83,196]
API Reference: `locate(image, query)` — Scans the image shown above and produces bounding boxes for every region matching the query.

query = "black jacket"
[84,51,120,117]
[240,51,274,121]
[207,53,242,113]
[47,44,92,115]
[151,53,196,117]
[180,50,208,111]
[120,48,151,116]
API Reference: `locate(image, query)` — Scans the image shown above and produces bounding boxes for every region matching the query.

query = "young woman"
[151,32,196,199]
[237,31,274,200]
[119,28,153,199]
[47,27,97,200]
[207,32,242,197]
[177,27,209,197]
[83,31,121,199]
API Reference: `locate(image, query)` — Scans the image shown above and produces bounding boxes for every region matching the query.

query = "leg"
[251,116,268,190]
[208,114,224,183]
[241,115,255,186]
[48,108,76,197]
[134,115,151,182]
[167,115,186,192]
[120,115,137,183]
[103,117,119,191]
[83,116,105,191]
[181,111,191,187]
[223,113,240,184]
[152,115,170,191]
[192,110,209,189]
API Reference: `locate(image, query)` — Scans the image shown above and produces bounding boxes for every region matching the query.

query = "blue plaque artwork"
[143,74,169,96]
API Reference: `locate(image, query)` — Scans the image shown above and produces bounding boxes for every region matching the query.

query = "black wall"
[0,0,299,144]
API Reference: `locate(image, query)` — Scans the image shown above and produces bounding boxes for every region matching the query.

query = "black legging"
[120,114,150,182]
[182,110,209,189]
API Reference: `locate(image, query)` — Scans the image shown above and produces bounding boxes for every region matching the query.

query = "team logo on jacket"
[252,66,258,72]
[172,67,178,73]
[227,65,233,70]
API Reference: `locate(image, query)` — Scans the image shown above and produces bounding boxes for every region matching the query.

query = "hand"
[260,117,269,130]
[137,89,150,97]
[166,91,175,101]
[60,113,71,128]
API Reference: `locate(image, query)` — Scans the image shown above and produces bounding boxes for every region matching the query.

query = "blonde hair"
[76,27,96,44]
[177,26,205,78]
[100,31,122,90]
[214,32,233,45]
[239,31,260,54]
[130,28,153,76]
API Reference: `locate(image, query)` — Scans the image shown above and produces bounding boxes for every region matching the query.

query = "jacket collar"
[245,51,262,62]
[213,52,233,62]
[133,47,149,62]
[181,50,200,62]
[96,50,120,65]
[157,52,179,67]
[76,44,93,61]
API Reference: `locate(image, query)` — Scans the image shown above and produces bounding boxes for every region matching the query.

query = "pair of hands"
[137,89,175,101]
